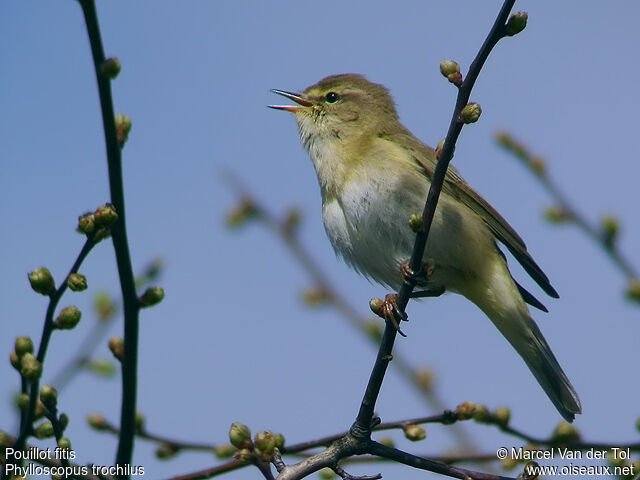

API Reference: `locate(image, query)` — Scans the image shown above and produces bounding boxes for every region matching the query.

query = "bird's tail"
[464,269,582,422]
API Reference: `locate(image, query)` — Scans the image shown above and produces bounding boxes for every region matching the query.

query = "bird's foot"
[400,259,435,286]
[370,294,408,337]
[400,259,444,298]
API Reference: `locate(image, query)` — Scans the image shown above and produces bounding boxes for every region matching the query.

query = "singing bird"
[270,74,581,422]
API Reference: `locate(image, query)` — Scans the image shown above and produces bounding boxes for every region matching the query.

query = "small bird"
[270,74,581,422]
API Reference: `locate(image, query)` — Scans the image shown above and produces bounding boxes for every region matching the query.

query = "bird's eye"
[325,92,339,103]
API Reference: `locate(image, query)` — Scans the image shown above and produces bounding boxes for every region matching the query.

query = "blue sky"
[1,2,638,479]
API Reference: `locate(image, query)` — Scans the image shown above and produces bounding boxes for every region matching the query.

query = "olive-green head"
[270,74,399,147]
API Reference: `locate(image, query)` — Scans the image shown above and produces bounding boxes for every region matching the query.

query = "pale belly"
[321,176,495,293]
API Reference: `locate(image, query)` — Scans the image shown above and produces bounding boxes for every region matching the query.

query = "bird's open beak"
[269,89,313,112]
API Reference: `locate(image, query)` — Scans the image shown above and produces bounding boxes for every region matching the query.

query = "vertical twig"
[77,1,140,475]
[352,0,517,435]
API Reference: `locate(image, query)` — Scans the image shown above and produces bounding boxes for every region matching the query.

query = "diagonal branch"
[368,442,514,480]
[5,237,97,480]
[76,0,141,474]
[351,0,516,437]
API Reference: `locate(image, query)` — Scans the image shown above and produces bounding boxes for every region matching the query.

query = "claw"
[381,294,408,337]
[400,260,434,286]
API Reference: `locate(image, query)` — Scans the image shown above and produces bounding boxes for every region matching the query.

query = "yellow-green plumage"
[271,73,581,422]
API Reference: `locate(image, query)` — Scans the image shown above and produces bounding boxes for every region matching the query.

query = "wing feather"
[396,133,559,299]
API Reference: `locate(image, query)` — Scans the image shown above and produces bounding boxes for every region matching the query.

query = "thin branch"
[94,417,218,453]
[6,236,96,478]
[271,2,521,478]
[225,178,476,451]
[369,442,514,480]
[162,460,246,480]
[495,132,638,281]
[351,0,516,437]
[76,0,141,474]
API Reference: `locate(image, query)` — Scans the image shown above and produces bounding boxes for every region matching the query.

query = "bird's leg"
[400,259,445,298]
[370,294,408,337]
[380,293,408,337]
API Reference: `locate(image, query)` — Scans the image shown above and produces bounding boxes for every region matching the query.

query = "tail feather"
[517,317,582,422]
[464,268,581,422]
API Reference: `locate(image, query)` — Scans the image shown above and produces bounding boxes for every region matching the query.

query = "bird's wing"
[444,166,558,298]
[402,136,559,299]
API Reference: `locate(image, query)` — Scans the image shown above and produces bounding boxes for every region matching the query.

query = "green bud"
[473,404,491,423]
[369,297,385,317]
[254,430,276,461]
[10,350,20,370]
[16,393,30,411]
[500,456,519,471]
[34,421,54,439]
[608,449,626,467]
[115,114,132,145]
[318,468,336,480]
[551,421,580,443]
[403,424,426,442]
[67,273,88,292]
[55,306,82,329]
[28,267,55,295]
[20,353,43,381]
[272,433,285,450]
[15,337,35,357]
[601,215,619,247]
[234,448,253,464]
[626,278,640,303]
[362,319,383,341]
[100,57,121,79]
[254,430,275,452]
[87,413,108,430]
[213,443,236,460]
[77,213,96,235]
[108,336,125,361]
[135,411,145,432]
[456,401,476,420]
[57,437,72,450]
[86,359,116,377]
[94,291,117,321]
[413,368,434,392]
[440,59,460,76]
[440,60,462,86]
[409,213,423,233]
[529,157,546,175]
[34,401,47,420]
[506,11,528,36]
[459,103,482,124]
[495,131,527,160]
[636,416,640,432]
[492,407,511,427]
[93,227,112,243]
[94,204,118,228]
[39,385,58,406]
[283,208,302,235]
[378,437,394,448]
[139,286,165,307]
[59,413,69,430]
[229,422,251,448]
[226,198,258,228]
[544,206,571,223]
[155,443,178,460]
[301,287,329,306]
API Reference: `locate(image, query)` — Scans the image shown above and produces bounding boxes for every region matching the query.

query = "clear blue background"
[1,1,638,479]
